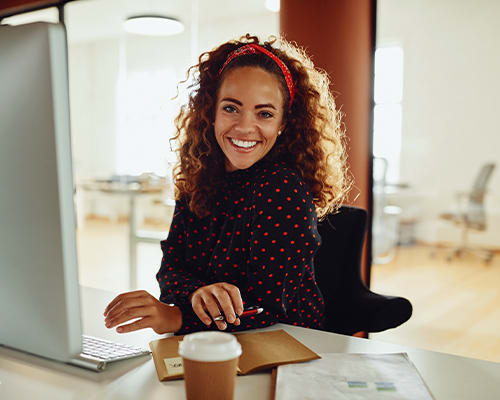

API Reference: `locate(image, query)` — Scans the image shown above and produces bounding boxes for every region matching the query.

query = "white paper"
[275,353,434,400]
[163,356,184,375]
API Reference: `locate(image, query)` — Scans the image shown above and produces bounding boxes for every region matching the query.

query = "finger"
[202,295,227,331]
[212,289,236,324]
[105,296,152,322]
[106,305,154,329]
[116,316,153,333]
[223,284,244,316]
[104,290,148,316]
[192,296,213,326]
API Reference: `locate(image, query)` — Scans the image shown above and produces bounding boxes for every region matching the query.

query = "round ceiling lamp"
[123,15,184,36]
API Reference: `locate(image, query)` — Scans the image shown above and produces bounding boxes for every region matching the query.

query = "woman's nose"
[234,112,256,134]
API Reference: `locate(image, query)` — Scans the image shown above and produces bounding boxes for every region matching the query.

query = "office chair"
[438,162,495,264]
[314,205,412,335]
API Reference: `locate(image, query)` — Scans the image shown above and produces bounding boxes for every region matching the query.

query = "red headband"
[218,43,295,108]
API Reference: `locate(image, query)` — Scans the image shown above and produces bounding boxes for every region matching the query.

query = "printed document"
[275,353,434,400]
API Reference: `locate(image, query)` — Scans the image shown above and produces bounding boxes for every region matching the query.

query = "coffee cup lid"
[178,331,242,362]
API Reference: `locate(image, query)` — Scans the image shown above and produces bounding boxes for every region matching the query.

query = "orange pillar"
[280,0,375,284]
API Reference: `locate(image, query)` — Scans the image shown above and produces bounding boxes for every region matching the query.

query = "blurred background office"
[1,0,498,363]
[370,0,500,363]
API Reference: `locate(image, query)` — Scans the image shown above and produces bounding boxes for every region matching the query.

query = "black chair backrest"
[314,206,368,331]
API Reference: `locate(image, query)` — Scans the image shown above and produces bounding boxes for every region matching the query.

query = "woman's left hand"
[103,290,182,334]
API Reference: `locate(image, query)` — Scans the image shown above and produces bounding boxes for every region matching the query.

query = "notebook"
[149,329,320,381]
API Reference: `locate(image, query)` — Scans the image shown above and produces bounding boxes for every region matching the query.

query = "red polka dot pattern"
[156,158,324,334]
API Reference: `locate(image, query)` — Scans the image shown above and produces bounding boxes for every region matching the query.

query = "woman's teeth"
[230,138,258,148]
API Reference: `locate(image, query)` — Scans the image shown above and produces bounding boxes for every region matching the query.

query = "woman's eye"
[223,105,237,113]
[259,111,273,118]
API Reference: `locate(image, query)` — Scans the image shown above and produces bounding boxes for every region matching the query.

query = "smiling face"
[214,66,285,172]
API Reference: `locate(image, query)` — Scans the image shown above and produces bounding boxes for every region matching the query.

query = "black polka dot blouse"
[156,157,325,334]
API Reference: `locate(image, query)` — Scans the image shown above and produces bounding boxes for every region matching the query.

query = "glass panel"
[371,0,500,364]
[374,46,404,104]
[115,68,178,176]
[373,104,402,183]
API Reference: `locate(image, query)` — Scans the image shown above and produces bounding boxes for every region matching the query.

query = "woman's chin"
[226,158,259,171]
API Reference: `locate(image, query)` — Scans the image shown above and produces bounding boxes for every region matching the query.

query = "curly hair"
[171,34,351,219]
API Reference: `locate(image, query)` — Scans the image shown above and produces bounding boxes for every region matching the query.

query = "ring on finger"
[213,314,225,321]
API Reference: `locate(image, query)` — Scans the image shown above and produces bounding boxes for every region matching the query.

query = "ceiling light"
[123,15,184,36]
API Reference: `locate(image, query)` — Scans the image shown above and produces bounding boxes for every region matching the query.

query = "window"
[115,65,179,176]
[373,46,404,183]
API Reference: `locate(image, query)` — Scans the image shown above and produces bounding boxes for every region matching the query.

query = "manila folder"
[149,329,320,381]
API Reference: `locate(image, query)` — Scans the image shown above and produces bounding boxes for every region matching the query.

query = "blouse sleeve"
[242,168,321,329]
[156,200,208,333]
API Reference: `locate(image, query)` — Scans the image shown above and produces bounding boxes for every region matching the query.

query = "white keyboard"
[81,335,151,362]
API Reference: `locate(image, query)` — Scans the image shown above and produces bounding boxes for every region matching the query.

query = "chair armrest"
[325,284,413,335]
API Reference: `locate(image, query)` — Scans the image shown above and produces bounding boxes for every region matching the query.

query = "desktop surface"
[0,286,499,400]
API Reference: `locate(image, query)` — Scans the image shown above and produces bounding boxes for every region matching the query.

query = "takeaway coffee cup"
[178,331,242,400]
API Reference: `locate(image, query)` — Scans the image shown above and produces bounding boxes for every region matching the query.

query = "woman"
[104,34,349,335]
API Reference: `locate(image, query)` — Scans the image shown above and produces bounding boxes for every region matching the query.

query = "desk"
[1,287,499,399]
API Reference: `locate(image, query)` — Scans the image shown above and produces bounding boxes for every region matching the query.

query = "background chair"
[438,162,496,264]
[314,205,412,336]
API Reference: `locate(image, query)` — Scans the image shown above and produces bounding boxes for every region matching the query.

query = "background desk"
[77,180,173,289]
[1,286,499,399]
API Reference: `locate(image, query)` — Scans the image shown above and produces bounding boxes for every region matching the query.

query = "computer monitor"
[0,22,82,363]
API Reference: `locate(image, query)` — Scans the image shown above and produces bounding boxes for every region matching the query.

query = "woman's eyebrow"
[220,97,277,110]
[220,97,242,105]
[255,103,277,110]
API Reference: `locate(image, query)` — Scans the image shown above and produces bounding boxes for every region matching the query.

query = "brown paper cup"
[178,332,242,400]
[182,356,239,400]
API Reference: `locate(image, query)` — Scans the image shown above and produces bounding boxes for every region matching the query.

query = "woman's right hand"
[190,283,244,330]
[104,290,182,334]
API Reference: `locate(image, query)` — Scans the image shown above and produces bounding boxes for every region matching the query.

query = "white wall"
[378,0,500,247]
[68,39,119,180]
[198,14,279,54]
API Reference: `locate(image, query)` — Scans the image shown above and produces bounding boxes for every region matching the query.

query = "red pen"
[237,306,264,318]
